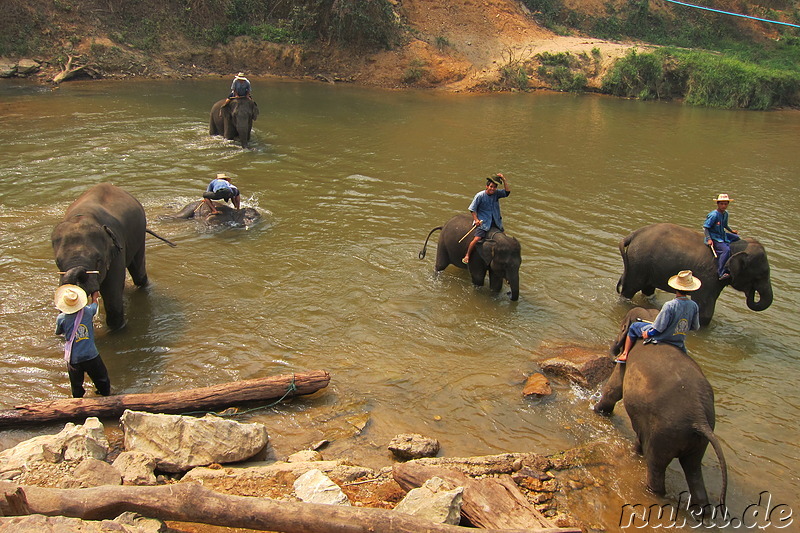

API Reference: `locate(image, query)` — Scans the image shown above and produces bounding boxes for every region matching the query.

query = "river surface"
[0,78,797,530]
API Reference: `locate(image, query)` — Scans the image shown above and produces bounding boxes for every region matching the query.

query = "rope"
[662,0,800,28]
[181,373,299,418]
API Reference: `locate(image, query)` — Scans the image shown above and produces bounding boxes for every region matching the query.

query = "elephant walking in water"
[209,97,259,148]
[52,183,174,330]
[420,213,521,301]
[617,223,772,325]
[594,307,727,510]
[172,200,261,228]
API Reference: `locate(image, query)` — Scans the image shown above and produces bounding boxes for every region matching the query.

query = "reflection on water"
[0,78,798,531]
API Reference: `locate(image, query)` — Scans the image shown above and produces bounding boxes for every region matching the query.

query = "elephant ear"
[252,101,259,121]
[727,250,748,280]
[103,225,123,252]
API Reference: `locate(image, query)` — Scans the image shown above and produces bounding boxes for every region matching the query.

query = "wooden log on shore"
[0,481,581,533]
[0,370,330,429]
[394,462,560,530]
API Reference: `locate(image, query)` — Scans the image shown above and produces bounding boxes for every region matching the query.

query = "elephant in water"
[594,307,727,511]
[209,97,259,148]
[173,200,261,227]
[52,183,174,330]
[617,223,772,325]
[420,213,521,300]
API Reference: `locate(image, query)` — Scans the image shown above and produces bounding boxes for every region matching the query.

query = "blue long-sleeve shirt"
[468,189,510,231]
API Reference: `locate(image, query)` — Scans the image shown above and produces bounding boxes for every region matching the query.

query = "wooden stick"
[57,271,100,275]
[458,224,477,243]
[708,243,718,258]
[0,371,330,428]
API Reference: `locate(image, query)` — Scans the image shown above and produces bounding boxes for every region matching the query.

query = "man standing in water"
[703,193,739,281]
[463,173,511,264]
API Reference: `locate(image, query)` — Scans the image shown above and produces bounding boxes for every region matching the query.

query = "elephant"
[172,200,261,227]
[617,223,772,325]
[594,307,727,510]
[52,183,175,331]
[419,213,521,301]
[209,97,259,148]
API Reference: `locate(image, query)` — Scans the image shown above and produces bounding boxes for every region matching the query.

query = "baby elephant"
[172,200,261,227]
[594,307,727,511]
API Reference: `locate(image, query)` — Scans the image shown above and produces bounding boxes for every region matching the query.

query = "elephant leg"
[642,285,656,297]
[434,242,450,271]
[128,246,149,287]
[593,366,625,415]
[642,443,670,497]
[679,451,710,508]
[470,266,487,287]
[488,270,503,292]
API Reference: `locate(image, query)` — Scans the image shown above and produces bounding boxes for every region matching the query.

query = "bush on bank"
[602,47,800,109]
[524,0,800,109]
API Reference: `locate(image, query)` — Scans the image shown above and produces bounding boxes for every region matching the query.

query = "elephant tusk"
[57,271,100,275]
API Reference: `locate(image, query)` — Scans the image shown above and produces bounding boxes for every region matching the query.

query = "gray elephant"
[617,223,772,325]
[209,97,259,148]
[420,213,521,300]
[52,183,174,331]
[173,200,261,227]
[594,307,727,510]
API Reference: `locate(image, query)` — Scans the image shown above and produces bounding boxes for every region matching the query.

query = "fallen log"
[394,462,562,531]
[0,481,579,533]
[0,370,330,428]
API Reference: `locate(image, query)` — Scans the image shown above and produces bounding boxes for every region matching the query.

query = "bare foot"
[614,352,628,363]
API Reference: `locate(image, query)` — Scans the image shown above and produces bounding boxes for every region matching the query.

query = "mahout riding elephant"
[52,183,175,331]
[172,200,261,227]
[594,307,727,510]
[420,213,521,301]
[209,97,259,148]
[617,223,772,325]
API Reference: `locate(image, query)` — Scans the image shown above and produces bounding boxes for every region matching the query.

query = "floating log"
[394,462,567,531]
[0,481,579,533]
[0,370,330,428]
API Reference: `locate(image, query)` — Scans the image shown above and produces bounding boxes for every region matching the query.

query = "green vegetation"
[535,51,591,92]
[522,0,800,108]
[402,59,427,84]
[603,48,800,109]
[496,49,530,90]
[0,0,401,57]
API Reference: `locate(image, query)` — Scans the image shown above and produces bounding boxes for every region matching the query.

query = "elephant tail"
[697,423,728,507]
[616,232,634,294]
[146,228,177,248]
[418,226,443,260]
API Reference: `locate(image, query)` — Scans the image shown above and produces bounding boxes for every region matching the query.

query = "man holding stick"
[462,173,511,264]
[703,193,739,281]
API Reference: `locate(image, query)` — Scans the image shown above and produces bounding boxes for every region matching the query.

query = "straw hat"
[54,284,88,314]
[668,270,702,292]
[216,173,230,181]
[488,174,503,186]
[713,193,732,203]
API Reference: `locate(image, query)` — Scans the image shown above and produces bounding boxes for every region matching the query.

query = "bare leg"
[617,335,634,362]
[463,235,481,263]
[203,198,220,214]
[233,194,240,209]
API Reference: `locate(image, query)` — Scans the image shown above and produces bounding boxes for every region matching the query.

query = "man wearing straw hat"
[55,285,111,398]
[615,270,702,363]
[462,172,511,264]
[202,173,241,215]
[703,193,740,281]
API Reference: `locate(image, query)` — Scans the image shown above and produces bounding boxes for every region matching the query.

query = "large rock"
[293,468,351,506]
[536,344,613,389]
[388,433,440,460]
[0,513,169,532]
[0,417,109,478]
[120,410,269,473]
[0,60,16,78]
[522,373,553,397]
[394,476,463,525]
[63,457,122,488]
[16,59,40,75]
[112,451,158,486]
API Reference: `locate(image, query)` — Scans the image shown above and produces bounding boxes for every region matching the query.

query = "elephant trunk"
[60,265,101,295]
[745,280,773,311]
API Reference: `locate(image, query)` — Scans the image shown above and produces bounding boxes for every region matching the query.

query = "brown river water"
[0,78,798,530]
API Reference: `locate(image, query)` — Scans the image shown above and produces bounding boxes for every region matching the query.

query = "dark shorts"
[203,188,236,201]
[475,228,488,238]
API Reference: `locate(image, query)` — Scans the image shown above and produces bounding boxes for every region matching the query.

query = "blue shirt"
[207,178,239,196]
[55,303,99,364]
[648,297,700,350]
[703,209,734,243]
[468,189,510,231]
